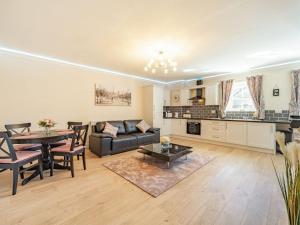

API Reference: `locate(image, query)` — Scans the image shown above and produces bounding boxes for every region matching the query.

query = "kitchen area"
[144,80,291,155]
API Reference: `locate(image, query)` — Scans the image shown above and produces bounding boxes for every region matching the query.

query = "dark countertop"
[163,117,290,124]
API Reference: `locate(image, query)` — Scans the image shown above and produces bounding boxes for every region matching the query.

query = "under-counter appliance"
[187,121,201,135]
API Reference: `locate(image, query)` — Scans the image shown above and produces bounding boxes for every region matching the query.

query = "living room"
[0,1,300,225]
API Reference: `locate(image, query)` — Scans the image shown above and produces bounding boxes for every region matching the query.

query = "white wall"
[203,63,300,110]
[0,52,150,129]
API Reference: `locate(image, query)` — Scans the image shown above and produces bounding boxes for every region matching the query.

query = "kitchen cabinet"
[205,85,218,105]
[143,85,167,133]
[170,119,187,136]
[163,89,170,106]
[200,120,276,153]
[161,119,171,136]
[180,89,190,106]
[201,120,226,142]
[153,85,164,112]
[247,122,276,150]
[226,122,247,145]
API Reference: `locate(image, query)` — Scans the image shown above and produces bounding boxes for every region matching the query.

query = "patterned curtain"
[289,70,300,116]
[219,79,233,118]
[246,75,265,119]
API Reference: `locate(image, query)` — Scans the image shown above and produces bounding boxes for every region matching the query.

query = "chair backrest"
[70,125,89,151]
[0,131,17,161]
[5,123,31,137]
[67,121,83,129]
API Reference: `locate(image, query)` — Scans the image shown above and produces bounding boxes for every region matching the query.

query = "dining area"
[0,120,89,195]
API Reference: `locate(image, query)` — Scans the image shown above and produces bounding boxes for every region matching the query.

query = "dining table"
[10,129,74,185]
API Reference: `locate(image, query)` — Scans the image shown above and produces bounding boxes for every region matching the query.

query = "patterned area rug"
[103,152,214,197]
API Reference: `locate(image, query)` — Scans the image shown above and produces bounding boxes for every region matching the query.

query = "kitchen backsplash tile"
[225,110,289,121]
[163,106,289,121]
[164,105,219,118]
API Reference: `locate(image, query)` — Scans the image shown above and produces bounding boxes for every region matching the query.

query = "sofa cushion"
[136,120,151,133]
[124,120,142,134]
[111,135,138,152]
[107,121,126,134]
[131,132,155,145]
[103,122,118,137]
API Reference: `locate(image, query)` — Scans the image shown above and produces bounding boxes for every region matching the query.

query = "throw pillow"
[136,120,151,133]
[103,122,118,137]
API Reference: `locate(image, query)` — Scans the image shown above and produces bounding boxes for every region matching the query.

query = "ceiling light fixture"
[144,51,177,74]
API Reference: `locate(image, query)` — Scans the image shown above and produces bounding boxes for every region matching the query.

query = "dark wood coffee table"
[138,143,192,168]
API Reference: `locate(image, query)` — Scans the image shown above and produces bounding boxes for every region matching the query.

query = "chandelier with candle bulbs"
[144,51,177,74]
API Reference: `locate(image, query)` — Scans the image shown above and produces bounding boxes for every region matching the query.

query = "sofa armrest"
[148,128,160,133]
[148,128,160,143]
[89,133,112,157]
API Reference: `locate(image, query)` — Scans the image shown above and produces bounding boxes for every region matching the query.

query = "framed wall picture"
[95,84,131,106]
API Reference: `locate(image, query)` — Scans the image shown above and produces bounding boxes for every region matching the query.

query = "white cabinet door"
[247,122,276,150]
[153,85,164,112]
[171,119,181,136]
[163,89,170,106]
[201,120,226,142]
[180,119,187,136]
[161,119,171,136]
[226,122,247,145]
[153,112,163,128]
[180,89,190,106]
[170,119,187,136]
[205,85,218,105]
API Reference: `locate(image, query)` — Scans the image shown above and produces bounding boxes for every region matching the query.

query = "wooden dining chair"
[67,121,83,129]
[0,131,43,195]
[67,122,83,160]
[5,123,42,151]
[51,122,83,162]
[50,125,89,177]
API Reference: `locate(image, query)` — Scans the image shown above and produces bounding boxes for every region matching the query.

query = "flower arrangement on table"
[275,131,300,225]
[160,136,171,148]
[38,119,56,134]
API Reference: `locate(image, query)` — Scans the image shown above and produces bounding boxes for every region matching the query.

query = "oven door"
[187,122,201,135]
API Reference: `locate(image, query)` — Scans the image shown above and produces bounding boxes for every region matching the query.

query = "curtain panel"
[219,79,233,118]
[246,75,265,119]
[289,70,300,116]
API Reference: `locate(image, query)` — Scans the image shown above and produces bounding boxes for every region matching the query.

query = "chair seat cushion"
[111,135,137,152]
[51,145,84,153]
[131,132,155,145]
[0,151,41,164]
[13,143,42,151]
[50,139,71,148]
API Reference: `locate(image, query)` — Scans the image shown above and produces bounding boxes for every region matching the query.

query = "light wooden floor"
[0,138,288,225]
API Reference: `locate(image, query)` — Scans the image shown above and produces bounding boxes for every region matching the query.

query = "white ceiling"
[0,0,300,81]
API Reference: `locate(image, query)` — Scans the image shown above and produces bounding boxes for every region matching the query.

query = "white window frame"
[225,80,256,112]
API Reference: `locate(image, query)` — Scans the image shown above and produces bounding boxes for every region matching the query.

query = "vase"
[44,127,51,135]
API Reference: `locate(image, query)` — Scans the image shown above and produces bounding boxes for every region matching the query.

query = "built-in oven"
[187,121,201,135]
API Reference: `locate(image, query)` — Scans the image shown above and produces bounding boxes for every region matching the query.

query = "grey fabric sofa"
[89,120,160,157]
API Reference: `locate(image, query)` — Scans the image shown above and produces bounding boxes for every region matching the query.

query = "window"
[225,81,256,112]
